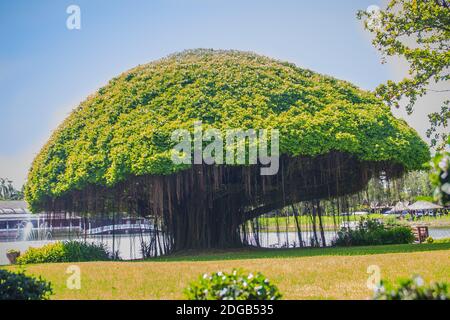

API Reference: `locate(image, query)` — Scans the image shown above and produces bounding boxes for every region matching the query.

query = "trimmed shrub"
[185,269,282,300]
[334,218,415,246]
[16,241,113,265]
[373,275,449,300]
[0,269,53,300]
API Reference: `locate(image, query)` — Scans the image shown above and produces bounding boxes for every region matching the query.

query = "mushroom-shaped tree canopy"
[25,49,429,250]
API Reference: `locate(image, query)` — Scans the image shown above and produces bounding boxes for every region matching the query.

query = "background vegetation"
[358,0,450,146]
[0,269,53,300]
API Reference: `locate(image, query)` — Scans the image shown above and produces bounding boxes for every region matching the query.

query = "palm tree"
[0,178,24,200]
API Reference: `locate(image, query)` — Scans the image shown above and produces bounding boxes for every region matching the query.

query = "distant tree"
[0,178,24,200]
[357,0,450,146]
[366,170,433,204]
[367,174,391,204]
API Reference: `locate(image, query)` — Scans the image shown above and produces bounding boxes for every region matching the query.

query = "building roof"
[408,201,443,211]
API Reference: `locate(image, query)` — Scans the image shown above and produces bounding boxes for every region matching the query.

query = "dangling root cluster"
[38,151,404,256]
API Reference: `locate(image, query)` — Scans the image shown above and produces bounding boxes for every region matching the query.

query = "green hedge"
[16,241,112,264]
[429,136,450,205]
[334,218,415,246]
[0,270,53,300]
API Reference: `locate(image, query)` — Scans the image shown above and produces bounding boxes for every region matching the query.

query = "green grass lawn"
[150,242,450,261]
[4,243,449,300]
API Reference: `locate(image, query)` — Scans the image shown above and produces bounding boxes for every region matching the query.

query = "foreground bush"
[0,269,53,300]
[425,236,434,244]
[185,269,282,300]
[334,218,415,246]
[373,276,449,300]
[16,241,113,264]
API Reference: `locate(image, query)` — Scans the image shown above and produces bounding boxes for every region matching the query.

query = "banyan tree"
[25,49,429,255]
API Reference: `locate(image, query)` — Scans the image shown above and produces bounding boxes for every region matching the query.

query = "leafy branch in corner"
[357,0,450,147]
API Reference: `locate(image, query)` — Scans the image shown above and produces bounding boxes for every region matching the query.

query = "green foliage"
[25,49,429,211]
[357,1,450,146]
[0,269,53,300]
[425,236,434,244]
[429,137,450,205]
[334,218,415,246]
[184,269,282,300]
[373,275,449,300]
[400,171,433,199]
[16,241,112,265]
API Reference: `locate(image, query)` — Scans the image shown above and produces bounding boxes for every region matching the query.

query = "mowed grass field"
[4,243,450,300]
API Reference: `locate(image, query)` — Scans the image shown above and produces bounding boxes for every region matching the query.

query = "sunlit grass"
[4,243,449,300]
[150,242,450,261]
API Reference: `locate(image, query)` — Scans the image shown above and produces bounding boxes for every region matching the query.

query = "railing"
[87,224,153,235]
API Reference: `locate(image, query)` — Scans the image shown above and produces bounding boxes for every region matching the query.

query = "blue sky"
[0,0,431,187]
